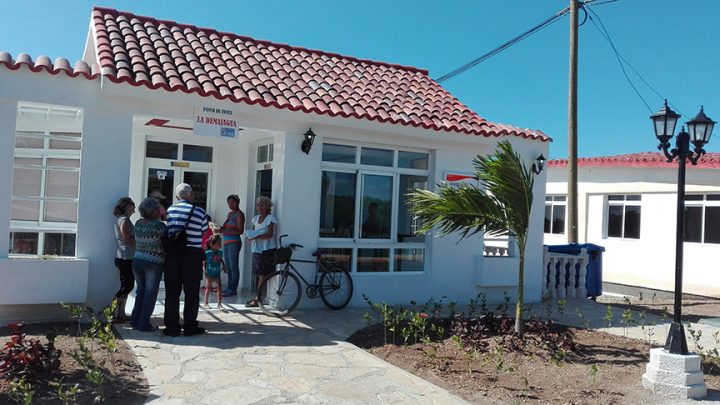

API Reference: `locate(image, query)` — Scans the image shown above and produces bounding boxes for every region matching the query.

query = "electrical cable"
[584,5,657,114]
[435,6,570,83]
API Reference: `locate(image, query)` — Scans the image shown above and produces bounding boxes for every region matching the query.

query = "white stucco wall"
[545,165,720,297]
[0,65,550,319]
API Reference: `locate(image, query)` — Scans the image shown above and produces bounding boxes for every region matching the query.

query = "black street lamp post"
[650,100,715,355]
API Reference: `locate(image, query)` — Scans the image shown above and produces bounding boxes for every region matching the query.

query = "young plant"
[621,308,634,337]
[576,308,591,329]
[0,322,61,380]
[541,293,554,320]
[603,305,614,328]
[7,376,34,405]
[557,299,568,323]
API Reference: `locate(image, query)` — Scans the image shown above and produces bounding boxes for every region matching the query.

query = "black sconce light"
[301,128,316,154]
[532,153,546,174]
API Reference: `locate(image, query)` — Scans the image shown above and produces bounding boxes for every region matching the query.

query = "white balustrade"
[542,247,589,298]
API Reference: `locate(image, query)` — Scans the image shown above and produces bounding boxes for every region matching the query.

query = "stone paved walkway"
[118,293,720,404]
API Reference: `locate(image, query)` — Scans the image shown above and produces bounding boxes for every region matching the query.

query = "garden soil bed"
[348,314,720,404]
[0,322,148,405]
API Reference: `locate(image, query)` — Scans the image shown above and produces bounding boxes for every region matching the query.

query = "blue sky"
[1,1,718,158]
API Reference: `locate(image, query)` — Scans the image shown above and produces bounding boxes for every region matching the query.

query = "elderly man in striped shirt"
[163,183,209,337]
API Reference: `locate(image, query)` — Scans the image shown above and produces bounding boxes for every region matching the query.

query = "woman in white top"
[245,196,277,307]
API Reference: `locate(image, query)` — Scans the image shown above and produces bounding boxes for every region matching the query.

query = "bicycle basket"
[273,247,293,264]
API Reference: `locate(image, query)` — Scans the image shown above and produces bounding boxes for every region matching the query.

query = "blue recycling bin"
[546,243,605,299]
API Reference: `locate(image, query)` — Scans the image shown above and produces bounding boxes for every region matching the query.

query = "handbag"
[163,205,195,256]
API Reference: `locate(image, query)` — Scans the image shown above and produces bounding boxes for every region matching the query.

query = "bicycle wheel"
[257,270,301,317]
[319,267,353,309]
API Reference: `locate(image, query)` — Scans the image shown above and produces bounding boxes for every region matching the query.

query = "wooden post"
[567,0,579,243]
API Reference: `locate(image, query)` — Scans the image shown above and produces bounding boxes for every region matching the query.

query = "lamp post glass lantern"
[650,100,715,355]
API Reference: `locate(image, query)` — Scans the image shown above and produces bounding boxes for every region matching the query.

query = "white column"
[0,100,17,258]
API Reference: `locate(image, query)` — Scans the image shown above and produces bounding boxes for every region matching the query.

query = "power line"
[435,6,570,83]
[585,4,686,117]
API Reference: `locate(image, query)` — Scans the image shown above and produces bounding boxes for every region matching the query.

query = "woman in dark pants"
[112,197,136,322]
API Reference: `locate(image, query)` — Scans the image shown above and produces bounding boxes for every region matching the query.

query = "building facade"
[545,153,720,297]
[0,8,550,320]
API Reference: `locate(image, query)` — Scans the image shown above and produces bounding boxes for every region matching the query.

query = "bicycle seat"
[312,248,329,257]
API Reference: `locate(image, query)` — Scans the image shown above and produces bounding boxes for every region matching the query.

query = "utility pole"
[567,0,579,243]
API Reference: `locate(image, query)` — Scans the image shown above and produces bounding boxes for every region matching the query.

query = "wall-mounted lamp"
[532,153,546,174]
[301,128,316,154]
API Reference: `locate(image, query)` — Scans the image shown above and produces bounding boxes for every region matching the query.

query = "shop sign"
[193,106,238,138]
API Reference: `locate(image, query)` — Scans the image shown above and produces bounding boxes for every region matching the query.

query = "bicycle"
[257,235,354,317]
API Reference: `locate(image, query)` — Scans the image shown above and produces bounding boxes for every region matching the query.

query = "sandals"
[245,299,259,308]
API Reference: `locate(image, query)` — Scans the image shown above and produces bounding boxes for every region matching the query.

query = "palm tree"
[409,141,535,335]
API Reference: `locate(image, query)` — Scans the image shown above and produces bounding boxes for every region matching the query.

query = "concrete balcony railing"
[542,246,589,299]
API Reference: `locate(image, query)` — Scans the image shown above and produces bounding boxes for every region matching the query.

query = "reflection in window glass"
[360,174,393,239]
[607,205,623,238]
[398,151,428,169]
[322,248,353,272]
[146,141,178,159]
[49,139,81,150]
[15,136,44,149]
[684,206,702,243]
[552,205,566,235]
[183,144,213,162]
[395,248,424,272]
[44,201,78,223]
[705,207,720,244]
[397,175,427,242]
[544,205,552,233]
[11,200,40,221]
[12,166,42,197]
[624,205,641,239]
[322,144,356,163]
[319,172,356,238]
[45,170,80,198]
[43,233,76,256]
[361,147,393,167]
[9,232,38,255]
[357,248,389,272]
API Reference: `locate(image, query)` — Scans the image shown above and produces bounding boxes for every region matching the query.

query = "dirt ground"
[348,298,720,405]
[0,322,148,405]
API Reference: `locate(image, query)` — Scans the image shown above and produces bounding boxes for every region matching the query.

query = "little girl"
[203,235,227,309]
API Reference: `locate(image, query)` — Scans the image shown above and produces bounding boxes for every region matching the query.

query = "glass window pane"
[397,175,427,242]
[395,248,424,272]
[607,205,623,237]
[257,144,269,163]
[545,196,552,202]
[49,139,81,150]
[183,144,213,162]
[183,171,209,210]
[255,169,273,203]
[146,168,175,209]
[268,144,274,162]
[357,248,389,272]
[684,206,703,243]
[707,194,720,201]
[552,205,566,234]
[319,171,356,238]
[49,132,81,138]
[11,200,40,221]
[544,205,552,233]
[624,205,641,239]
[43,233,76,257]
[322,248,353,272]
[45,170,80,198]
[554,196,567,202]
[361,147,393,167]
[15,136,44,149]
[626,195,641,201]
[360,174,392,239]
[12,167,42,197]
[322,144,356,164]
[44,201,78,223]
[685,195,703,201]
[398,151,428,169]
[608,195,624,201]
[146,141,178,159]
[704,207,720,244]
[9,232,38,254]
[46,158,80,169]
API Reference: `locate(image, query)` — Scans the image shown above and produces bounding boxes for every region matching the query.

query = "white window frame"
[605,194,641,240]
[10,126,82,257]
[684,194,720,244]
[319,141,430,274]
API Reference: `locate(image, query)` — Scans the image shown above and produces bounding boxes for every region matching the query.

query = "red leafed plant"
[0,322,61,381]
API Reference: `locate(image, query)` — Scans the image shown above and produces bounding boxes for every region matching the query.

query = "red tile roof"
[0,52,99,79]
[548,152,720,169]
[0,7,549,142]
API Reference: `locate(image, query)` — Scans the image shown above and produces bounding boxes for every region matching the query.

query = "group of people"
[112,183,279,336]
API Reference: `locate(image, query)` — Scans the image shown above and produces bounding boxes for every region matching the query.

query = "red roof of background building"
[0,7,548,142]
[548,152,720,169]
